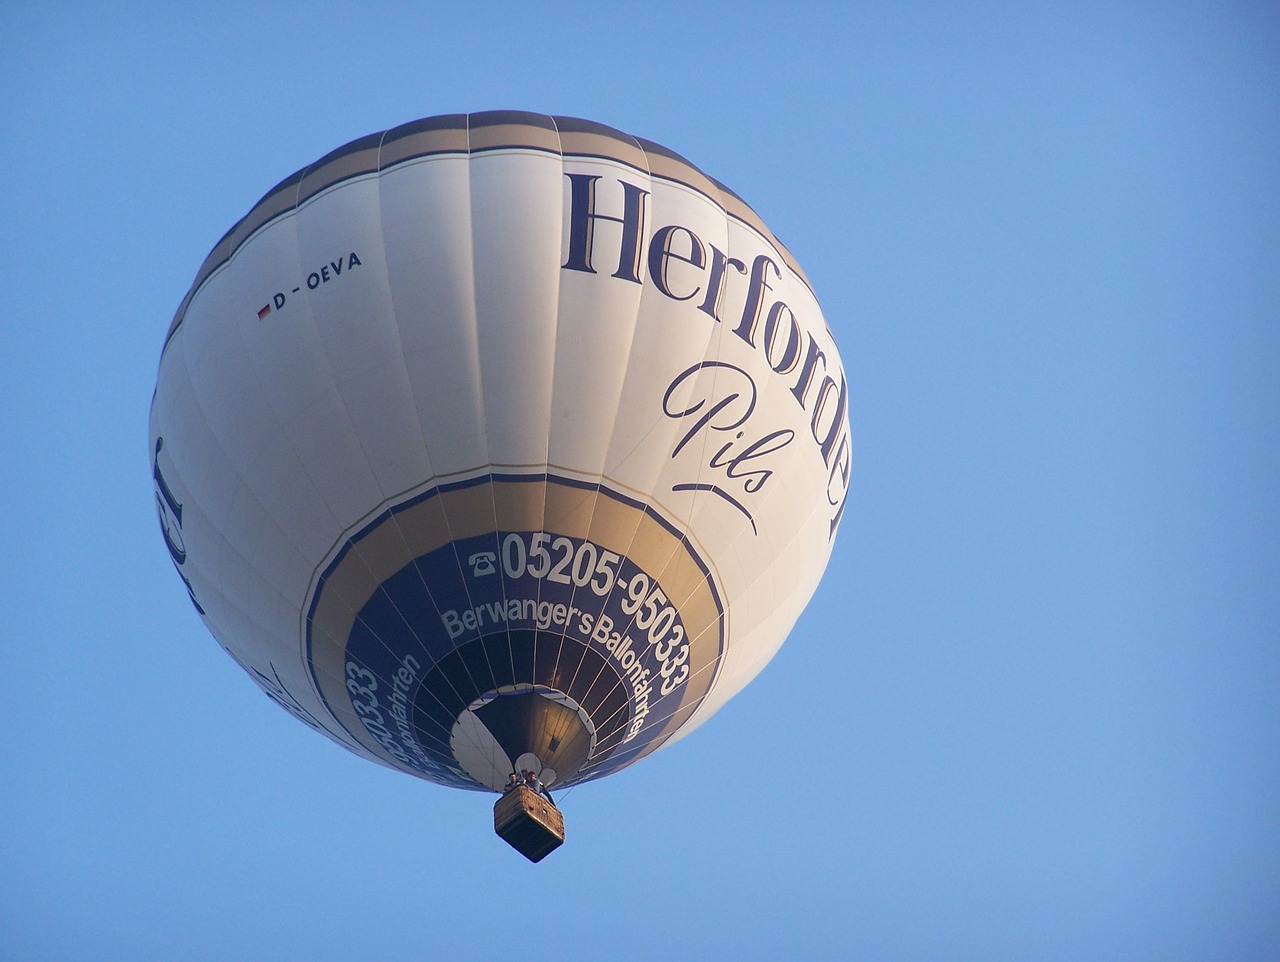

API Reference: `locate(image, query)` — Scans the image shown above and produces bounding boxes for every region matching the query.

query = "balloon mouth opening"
[450,684,597,791]
[409,629,633,791]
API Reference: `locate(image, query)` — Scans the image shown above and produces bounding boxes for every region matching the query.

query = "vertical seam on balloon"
[363,122,501,761]
[532,116,569,731]
[367,128,501,778]
[449,111,506,727]
[373,135,491,747]
[362,126,444,674]
[400,127,525,779]
[389,114,508,775]
[527,117,569,740]
[551,130,655,739]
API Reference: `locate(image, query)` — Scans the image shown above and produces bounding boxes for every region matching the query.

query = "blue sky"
[3,2,1278,960]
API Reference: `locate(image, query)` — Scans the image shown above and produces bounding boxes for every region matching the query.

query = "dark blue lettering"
[152,437,205,614]
[810,370,847,464]
[662,361,756,459]
[153,437,184,562]
[697,244,746,323]
[648,225,705,301]
[790,337,826,410]
[711,428,795,494]
[762,302,801,374]
[562,173,649,283]
[731,254,780,348]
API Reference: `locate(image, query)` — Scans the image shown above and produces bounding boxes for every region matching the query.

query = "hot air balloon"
[150,111,849,860]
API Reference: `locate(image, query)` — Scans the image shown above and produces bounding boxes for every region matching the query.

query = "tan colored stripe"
[468,121,561,153]
[556,128,648,171]
[298,146,381,205]
[379,124,469,167]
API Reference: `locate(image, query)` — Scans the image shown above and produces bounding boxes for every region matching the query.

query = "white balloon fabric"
[150,112,850,792]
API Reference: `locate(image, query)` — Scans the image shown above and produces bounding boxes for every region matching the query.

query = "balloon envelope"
[150,111,850,792]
